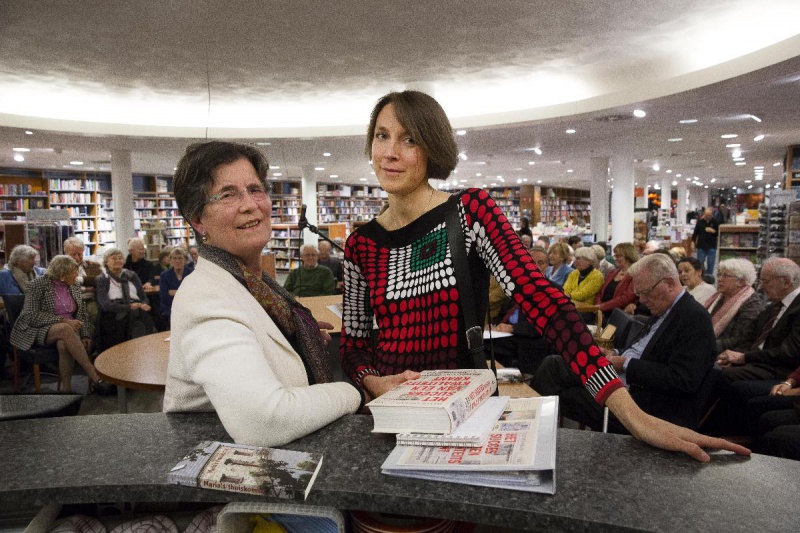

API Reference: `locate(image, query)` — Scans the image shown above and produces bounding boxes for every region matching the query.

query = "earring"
[201,232,208,242]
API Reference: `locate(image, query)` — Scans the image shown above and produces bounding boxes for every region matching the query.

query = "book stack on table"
[367,369,558,494]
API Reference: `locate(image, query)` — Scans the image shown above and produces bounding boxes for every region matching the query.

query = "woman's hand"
[771,382,800,396]
[317,320,334,345]
[491,323,513,334]
[362,370,422,399]
[62,318,82,331]
[140,303,151,312]
[606,388,751,462]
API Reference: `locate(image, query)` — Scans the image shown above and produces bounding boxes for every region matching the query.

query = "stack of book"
[368,369,558,494]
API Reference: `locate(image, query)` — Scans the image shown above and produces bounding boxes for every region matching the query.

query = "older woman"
[341,89,747,462]
[563,247,605,304]
[95,247,156,348]
[124,237,157,289]
[595,242,638,317]
[10,255,112,393]
[0,245,42,294]
[545,242,574,287]
[677,257,716,305]
[704,258,765,353]
[159,247,193,327]
[163,141,361,447]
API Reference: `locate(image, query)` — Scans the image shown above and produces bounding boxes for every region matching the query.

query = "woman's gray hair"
[102,247,125,268]
[46,255,78,279]
[574,246,598,267]
[590,244,606,262]
[628,252,679,282]
[127,237,145,251]
[718,258,757,286]
[8,244,37,268]
[169,247,188,260]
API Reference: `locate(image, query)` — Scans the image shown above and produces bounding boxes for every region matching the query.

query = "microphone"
[298,204,308,230]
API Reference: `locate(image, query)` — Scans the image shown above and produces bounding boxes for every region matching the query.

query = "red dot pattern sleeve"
[459,189,623,404]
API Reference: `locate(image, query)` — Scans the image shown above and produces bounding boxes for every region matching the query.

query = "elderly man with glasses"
[534,253,717,432]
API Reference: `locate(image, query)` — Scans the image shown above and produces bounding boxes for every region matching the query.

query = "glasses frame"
[635,277,666,298]
[205,183,270,207]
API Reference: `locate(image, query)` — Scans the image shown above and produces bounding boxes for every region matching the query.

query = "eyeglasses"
[634,278,666,298]
[206,184,269,206]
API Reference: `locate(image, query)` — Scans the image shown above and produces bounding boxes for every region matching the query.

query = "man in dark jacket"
[692,208,719,275]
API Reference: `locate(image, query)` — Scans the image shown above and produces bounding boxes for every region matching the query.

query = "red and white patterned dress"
[340,188,622,404]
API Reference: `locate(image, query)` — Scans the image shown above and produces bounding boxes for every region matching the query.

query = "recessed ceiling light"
[747,185,753,189]
[679,119,698,124]
[668,138,683,142]
[270,165,280,169]
[754,166,764,170]
[755,176,763,180]
[721,134,738,139]
[528,161,535,166]
[565,129,576,134]
[652,164,660,171]
[323,152,331,157]
[676,174,682,178]
[735,162,746,166]
[13,154,24,162]
[633,109,646,118]
[70,161,83,165]
[256,142,271,146]
[458,152,468,161]
[12,147,30,152]
[475,173,482,177]
[766,184,772,188]
[25,130,33,135]
[359,178,367,182]
[725,144,741,148]
[329,174,338,178]
[456,130,467,136]
[666,170,672,174]
[537,180,542,184]
[710,178,716,183]
[314,167,324,171]
[754,134,765,141]
[686,177,692,181]
[749,115,762,122]
[533,147,542,155]
[476,161,487,165]
[733,157,745,162]
[272,172,283,177]
[732,149,742,158]
[773,162,782,167]
[672,180,678,186]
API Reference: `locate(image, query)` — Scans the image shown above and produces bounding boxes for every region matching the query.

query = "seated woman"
[159,247,193,329]
[563,247,605,305]
[677,257,716,305]
[163,141,362,447]
[595,242,638,321]
[10,255,112,393]
[703,257,765,353]
[124,237,157,290]
[0,244,42,295]
[545,242,573,287]
[96,247,156,349]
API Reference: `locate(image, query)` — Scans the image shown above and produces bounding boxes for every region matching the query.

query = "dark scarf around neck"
[199,244,332,384]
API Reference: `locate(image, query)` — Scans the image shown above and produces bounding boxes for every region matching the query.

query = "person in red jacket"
[595,242,639,322]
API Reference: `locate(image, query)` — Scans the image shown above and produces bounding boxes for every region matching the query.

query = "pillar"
[589,157,609,242]
[610,149,635,246]
[111,150,134,251]
[677,183,688,227]
[660,177,672,225]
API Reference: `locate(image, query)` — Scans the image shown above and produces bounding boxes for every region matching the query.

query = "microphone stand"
[298,216,345,254]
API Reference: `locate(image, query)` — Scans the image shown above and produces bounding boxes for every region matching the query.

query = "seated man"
[317,240,343,292]
[283,244,336,297]
[533,253,716,431]
[716,258,800,382]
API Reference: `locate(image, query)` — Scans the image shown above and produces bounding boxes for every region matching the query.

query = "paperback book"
[381,396,558,494]
[168,441,323,500]
[396,396,509,447]
[367,369,497,434]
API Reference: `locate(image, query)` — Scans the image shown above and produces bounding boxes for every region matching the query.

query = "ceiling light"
[12,147,30,152]
[710,178,716,183]
[537,180,542,184]
[475,173,482,177]
[666,170,672,174]
[633,109,646,118]
[323,152,331,157]
[476,161,487,165]
[517,179,523,184]
[733,157,745,162]
[720,134,738,139]
[686,177,692,181]
[270,165,280,169]
[672,181,677,186]
[459,179,468,183]
[528,161,535,166]
[273,172,283,177]
[25,130,33,135]
[754,165,764,170]
[735,162,746,166]
[766,184,772,189]
[774,162,782,167]
[359,178,368,182]
[13,154,24,162]
[676,174,682,178]
[533,147,542,155]
[732,149,742,158]
[329,174,338,178]
[70,161,83,165]
[679,119,697,124]
[668,138,683,142]
[755,176,763,181]
[652,164,660,171]
[747,185,753,189]
[749,115,762,122]
[565,129,576,134]
[567,169,573,173]
[456,130,467,136]
[725,144,741,148]
[314,167,324,170]
[458,152,468,161]
[256,142,271,146]
[754,134,765,141]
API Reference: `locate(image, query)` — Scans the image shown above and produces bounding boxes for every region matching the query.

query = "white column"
[677,183,688,226]
[590,157,609,242]
[610,149,636,246]
[111,150,134,251]
[660,177,672,223]
[300,165,318,247]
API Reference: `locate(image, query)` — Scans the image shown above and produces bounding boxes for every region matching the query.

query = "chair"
[2,294,61,393]
[605,308,645,351]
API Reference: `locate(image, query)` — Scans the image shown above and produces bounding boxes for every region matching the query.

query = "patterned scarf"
[704,285,755,338]
[199,244,332,385]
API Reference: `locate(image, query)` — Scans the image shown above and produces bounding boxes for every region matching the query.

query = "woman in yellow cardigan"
[563,246,605,304]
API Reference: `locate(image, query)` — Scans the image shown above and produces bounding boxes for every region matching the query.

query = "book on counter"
[168,440,323,500]
[395,396,509,447]
[381,396,558,494]
[367,369,497,434]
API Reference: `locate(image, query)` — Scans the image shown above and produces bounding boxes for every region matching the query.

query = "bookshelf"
[0,170,48,221]
[487,187,520,228]
[317,184,386,228]
[785,145,800,192]
[717,224,760,265]
[269,224,303,272]
[271,180,303,224]
[133,174,193,250]
[537,187,591,226]
[48,172,114,256]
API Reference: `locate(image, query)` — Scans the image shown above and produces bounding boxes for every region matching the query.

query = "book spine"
[198,477,268,497]
[447,375,496,428]
[396,437,481,447]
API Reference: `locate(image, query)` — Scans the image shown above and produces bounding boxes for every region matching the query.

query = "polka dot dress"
[341,188,622,403]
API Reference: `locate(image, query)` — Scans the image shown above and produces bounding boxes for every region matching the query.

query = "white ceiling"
[1,0,799,192]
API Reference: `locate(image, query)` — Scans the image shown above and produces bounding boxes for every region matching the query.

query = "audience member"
[677,257,716,305]
[283,244,336,297]
[62,237,101,339]
[164,141,361,447]
[189,246,199,264]
[535,235,550,249]
[562,247,604,305]
[317,240,343,290]
[520,234,533,250]
[157,246,175,273]
[517,216,533,238]
[595,242,638,321]
[96,247,156,349]
[592,244,614,278]
[668,246,687,261]
[0,245,42,295]
[545,242,573,287]
[567,235,584,251]
[535,253,717,431]
[704,258,764,353]
[693,208,719,275]
[642,240,661,256]
[159,247,193,328]
[717,258,800,382]
[10,255,112,394]
[124,237,157,289]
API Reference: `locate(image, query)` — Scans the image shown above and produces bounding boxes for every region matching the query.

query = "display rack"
[271,180,303,224]
[717,224,760,266]
[269,224,303,272]
[757,190,793,267]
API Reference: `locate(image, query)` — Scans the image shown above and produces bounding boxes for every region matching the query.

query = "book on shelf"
[396,396,509,448]
[381,396,558,494]
[168,440,323,500]
[367,369,497,434]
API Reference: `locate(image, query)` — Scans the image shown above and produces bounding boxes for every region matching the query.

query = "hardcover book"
[367,369,497,434]
[168,441,323,500]
[381,396,558,494]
